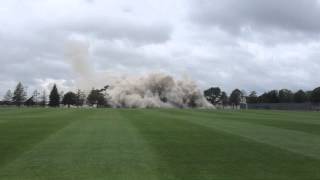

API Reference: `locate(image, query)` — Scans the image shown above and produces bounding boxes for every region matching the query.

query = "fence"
[247,103,320,111]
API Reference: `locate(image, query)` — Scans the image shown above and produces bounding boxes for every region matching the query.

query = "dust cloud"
[65,39,212,108]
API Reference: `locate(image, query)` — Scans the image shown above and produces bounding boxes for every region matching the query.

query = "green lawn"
[0,108,320,180]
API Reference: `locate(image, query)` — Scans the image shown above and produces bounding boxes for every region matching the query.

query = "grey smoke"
[107,73,212,108]
[65,40,212,108]
[65,40,91,76]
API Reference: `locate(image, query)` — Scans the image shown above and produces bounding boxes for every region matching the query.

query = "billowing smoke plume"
[65,39,212,108]
[106,73,211,108]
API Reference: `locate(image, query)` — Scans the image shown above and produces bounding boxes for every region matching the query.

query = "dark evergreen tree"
[279,89,293,103]
[229,89,242,108]
[267,90,279,103]
[293,90,308,103]
[62,92,77,108]
[49,84,60,107]
[310,87,320,103]
[12,82,27,106]
[259,90,279,103]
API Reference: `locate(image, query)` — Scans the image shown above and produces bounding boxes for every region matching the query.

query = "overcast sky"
[1,0,320,97]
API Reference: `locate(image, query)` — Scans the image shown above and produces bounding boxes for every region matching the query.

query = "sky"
[1,0,320,97]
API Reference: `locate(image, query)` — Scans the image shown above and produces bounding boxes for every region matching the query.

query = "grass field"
[0,108,320,180]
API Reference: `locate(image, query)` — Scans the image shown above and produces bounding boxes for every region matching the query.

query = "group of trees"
[204,86,320,107]
[2,82,320,108]
[204,87,243,108]
[247,88,320,104]
[1,82,110,108]
[86,86,110,107]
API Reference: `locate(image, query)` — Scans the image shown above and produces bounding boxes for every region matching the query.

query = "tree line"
[2,82,320,108]
[204,87,320,107]
[0,82,110,108]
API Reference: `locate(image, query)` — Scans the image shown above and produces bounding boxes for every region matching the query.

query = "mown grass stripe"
[0,109,160,180]
[163,109,320,136]
[154,109,320,159]
[0,109,83,168]
[172,109,320,125]
[129,109,320,180]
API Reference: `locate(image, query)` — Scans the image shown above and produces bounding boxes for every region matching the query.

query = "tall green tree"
[220,91,228,108]
[229,89,242,108]
[204,87,221,105]
[247,91,258,103]
[87,89,106,108]
[12,82,27,106]
[279,89,293,103]
[293,90,308,103]
[49,84,60,107]
[259,90,279,103]
[62,92,77,108]
[268,90,279,103]
[310,87,320,103]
